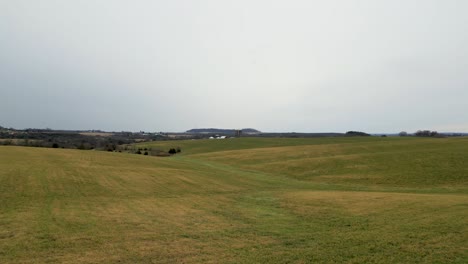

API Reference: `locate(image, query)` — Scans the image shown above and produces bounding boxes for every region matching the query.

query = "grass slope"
[0,137,467,263]
[136,137,396,155]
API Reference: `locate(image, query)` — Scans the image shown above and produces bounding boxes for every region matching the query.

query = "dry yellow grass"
[280,190,468,216]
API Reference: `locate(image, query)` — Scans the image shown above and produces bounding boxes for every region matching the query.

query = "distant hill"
[186,128,261,134]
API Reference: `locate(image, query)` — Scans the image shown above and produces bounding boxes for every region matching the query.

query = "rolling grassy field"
[0,137,467,263]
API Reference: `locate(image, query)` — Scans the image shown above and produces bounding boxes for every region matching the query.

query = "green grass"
[0,137,467,263]
[136,136,401,155]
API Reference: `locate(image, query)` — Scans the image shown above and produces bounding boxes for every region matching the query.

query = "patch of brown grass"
[280,190,468,216]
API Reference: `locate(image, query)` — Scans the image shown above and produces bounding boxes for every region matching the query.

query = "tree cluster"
[168,147,181,155]
[414,130,439,137]
[345,131,370,137]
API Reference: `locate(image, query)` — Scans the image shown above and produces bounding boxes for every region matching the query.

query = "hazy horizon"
[2,125,467,135]
[1,1,467,133]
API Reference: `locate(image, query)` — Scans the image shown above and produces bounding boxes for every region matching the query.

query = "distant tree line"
[399,130,450,137]
[414,130,441,137]
[345,131,371,136]
[0,129,170,150]
[0,132,134,150]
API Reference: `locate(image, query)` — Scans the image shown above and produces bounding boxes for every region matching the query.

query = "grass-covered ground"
[0,137,467,263]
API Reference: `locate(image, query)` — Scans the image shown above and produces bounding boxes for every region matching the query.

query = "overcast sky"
[1,0,467,132]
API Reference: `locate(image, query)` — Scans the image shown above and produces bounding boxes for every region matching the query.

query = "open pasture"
[0,137,467,263]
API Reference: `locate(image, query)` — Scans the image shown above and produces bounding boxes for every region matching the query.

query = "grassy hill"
[136,136,396,155]
[0,137,467,263]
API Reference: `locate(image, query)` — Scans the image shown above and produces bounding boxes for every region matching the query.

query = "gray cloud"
[1,0,467,132]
